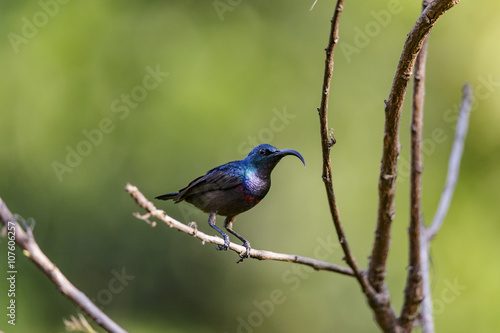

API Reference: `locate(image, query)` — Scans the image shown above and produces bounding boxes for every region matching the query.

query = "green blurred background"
[1,0,499,332]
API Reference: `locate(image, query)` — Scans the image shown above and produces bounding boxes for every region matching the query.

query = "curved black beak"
[276,149,306,167]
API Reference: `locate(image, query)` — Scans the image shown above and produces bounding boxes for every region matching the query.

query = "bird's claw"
[216,244,228,251]
[237,241,251,263]
[216,235,231,251]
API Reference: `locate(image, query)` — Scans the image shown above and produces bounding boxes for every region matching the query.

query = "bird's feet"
[240,241,251,259]
[236,242,251,264]
[216,234,231,251]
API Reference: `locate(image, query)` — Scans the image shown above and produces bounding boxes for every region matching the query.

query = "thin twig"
[368,0,461,294]
[316,0,376,292]
[426,84,472,240]
[125,184,354,276]
[420,84,472,333]
[316,2,411,331]
[399,0,430,328]
[0,198,127,333]
[310,0,319,11]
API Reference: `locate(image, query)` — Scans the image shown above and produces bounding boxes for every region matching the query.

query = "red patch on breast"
[236,185,261,206]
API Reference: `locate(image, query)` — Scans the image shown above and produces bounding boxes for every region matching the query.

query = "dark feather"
[155,192,179,200]
[174,164,243,202]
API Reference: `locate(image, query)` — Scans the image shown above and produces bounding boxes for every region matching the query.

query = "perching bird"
[155,144,305,258]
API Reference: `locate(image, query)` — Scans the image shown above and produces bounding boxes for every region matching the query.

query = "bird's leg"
[224,216,251,258]
[207,212,230,251]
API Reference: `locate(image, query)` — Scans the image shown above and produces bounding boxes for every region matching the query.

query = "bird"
[155,143,305,259]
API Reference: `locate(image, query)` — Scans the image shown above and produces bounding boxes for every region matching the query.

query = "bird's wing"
[175,163,243,201]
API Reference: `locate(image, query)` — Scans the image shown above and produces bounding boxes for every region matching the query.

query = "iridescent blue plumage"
[156,144,305,258]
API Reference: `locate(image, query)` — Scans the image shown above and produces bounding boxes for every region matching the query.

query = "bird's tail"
[155,192,179,200]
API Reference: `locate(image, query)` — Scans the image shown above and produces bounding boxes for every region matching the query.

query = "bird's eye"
[259,148,268,156]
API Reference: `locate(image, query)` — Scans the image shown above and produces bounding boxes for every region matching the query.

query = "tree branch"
[419,229,434,333]
[125,184,354,276]
[399,1,431,329]
[316,2,414,331]
[0,198,127,333]
[368,0,461,293]
[317,0,369,284]
[426,84,472,241]
[420,83,472,333]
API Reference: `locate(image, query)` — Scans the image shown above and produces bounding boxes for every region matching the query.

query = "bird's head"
[243,144,305,176]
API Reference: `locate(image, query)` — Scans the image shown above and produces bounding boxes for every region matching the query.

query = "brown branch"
[399,1,431,328]
[315,2,405,331]
[420,84,472,333]
[316,0,380,296]
[0,198,127,333]
[317,0,364,279]
[125,184,354,276]
[368,0,461,294]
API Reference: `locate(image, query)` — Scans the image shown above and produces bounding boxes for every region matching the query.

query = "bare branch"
[368,0,461,293]
[419,231,434,333]
[315,2,410,331]
[125,184,354,276]
[316,0,368,282]
[0,198,127,333]
[399,1,431,328]
[426,84,473,240]
[420,84,473,333]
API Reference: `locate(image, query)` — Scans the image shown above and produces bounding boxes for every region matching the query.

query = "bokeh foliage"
[1,0,500,332]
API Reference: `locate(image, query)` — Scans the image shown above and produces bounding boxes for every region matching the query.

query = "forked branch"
[315,2,402,330]
[368,0,461,294]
